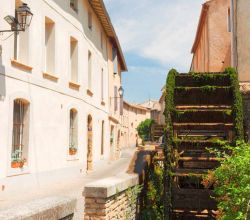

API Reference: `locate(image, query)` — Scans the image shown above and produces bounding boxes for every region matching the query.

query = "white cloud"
[104,0,205,72]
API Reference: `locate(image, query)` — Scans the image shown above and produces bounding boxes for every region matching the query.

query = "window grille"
[69,110,75,146]
[69,109,77,150]
[12,100,25,159]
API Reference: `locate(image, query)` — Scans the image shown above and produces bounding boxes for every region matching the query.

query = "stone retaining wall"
[84,174,139,220]
[0,196,76,220]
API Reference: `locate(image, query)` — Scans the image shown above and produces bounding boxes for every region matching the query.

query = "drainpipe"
[231,0,237,69]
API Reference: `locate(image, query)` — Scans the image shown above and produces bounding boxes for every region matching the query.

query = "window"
[88,11,92,30]
[101,121,104,155]
[101,32,103,49]
[69,109,78,155]
[120,96,123,116]
[114,86,118,111]
[112,46,118,74]
[14,0,29,64]
[227,8,231,32]
[70,0,78,12]
[70,37,78,83]
[45,17,55,74]
[88,51,92,90]
[101,68,104,101]
[11,99,30,168]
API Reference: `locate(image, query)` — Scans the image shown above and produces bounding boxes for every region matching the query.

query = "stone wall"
[243,93,250,143]
[0,196,76,220]
[84,174,139,220]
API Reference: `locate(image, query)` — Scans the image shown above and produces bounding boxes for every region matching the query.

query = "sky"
[103,0,205,103]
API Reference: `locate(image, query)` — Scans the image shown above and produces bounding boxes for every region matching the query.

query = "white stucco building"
[121,101,151,148]
[0,0,127,192]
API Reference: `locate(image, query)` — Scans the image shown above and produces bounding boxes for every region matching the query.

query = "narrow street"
[0,148,136,219]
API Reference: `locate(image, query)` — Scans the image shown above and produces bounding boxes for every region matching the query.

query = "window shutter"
[112,46,118,74]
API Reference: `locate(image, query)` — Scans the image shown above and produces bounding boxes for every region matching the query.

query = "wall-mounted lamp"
[118,86,124,98]
[0,3,33,33]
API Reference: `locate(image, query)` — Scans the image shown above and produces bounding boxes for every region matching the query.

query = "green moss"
[175,86,231,92]
[189,72,228,81]
[173,109,232,123]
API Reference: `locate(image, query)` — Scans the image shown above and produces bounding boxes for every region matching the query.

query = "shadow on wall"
[0,45,6,99]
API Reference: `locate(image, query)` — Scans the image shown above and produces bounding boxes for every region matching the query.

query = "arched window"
[11,99,30,168]
[69,109,78,155]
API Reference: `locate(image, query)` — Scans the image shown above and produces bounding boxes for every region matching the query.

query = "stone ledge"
[0,196,76,220]
[84,174,139,198]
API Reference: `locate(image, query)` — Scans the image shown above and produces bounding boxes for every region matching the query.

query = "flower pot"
[11,161,24,168]
[11,162,19,168]
[19,161,24,168]
[69,148,77,155]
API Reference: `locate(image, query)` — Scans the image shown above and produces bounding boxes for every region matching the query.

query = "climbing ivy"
[225,68,244,141]
[164,69,178,218]
[140,163,164,220]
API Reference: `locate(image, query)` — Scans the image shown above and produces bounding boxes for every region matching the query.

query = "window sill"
[67,154,79,161]
[69,81,80,90]
[7,166,29,177]
[43,72,58,82]
[87,89,93,97]
[11,59,33,72]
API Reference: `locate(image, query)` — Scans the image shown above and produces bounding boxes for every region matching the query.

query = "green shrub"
[203,141,250,220]
[136,119,154,141]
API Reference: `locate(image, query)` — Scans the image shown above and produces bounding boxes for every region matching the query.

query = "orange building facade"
[191,0,231,72]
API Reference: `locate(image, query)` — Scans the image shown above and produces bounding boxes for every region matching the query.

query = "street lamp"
[110,86,125,116]
[0,3,33,33]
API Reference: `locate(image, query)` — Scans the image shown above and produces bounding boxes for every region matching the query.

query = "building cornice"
[191,3,209,53]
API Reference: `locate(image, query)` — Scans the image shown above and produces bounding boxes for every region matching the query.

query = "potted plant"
[69,143,77,155]
[11,150,26,168]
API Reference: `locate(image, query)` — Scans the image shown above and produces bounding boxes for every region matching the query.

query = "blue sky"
[104,0,205,103]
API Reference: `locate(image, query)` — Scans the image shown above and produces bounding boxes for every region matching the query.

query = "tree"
[136,119,154,141]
